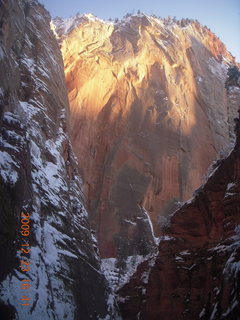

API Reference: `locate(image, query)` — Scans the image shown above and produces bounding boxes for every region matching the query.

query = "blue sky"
[39,0,240,61]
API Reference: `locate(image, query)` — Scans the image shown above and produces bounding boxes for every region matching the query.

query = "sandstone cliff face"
[0,1,119,319]
[117,72,240,319]
[54,14,239,259]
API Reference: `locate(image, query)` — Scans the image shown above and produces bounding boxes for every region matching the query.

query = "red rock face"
[117,73,240,319]
[54,15,239,259]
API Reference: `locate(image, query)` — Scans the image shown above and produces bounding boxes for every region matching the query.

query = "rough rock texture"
[117,73,240,319]
[0,1,119,319]
[54,14,239,259]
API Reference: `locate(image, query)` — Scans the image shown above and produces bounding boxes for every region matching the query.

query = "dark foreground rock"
[118,75,240,319]
[0,1,120,319]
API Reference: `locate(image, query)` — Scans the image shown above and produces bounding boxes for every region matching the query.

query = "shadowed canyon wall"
[54,14,239,258]
[118,70,240,319]
[0,1,119,319]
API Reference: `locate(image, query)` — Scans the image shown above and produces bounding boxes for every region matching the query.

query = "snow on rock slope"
[0,1,120,319]
[53,13,239,263]
[117,71,240,319]
[101,253,156,292]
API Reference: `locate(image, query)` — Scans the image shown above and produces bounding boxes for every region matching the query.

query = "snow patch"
[140,255,157,285]
[196,75,203,83]
[53,13,107,37]
[101,254,154,290]
[21,57,35,73]
[226,182,236,191]
[207,57,228,81]
[123,219,137,226]
[0,151,19,184]
[141,207,159,245]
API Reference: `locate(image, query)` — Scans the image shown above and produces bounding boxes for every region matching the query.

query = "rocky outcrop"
[117,73,240,319]
[0,1,119,319]
[54,14,239,260]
